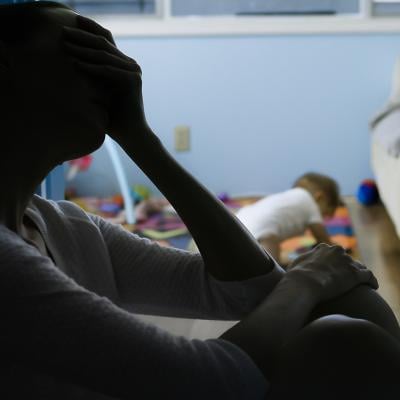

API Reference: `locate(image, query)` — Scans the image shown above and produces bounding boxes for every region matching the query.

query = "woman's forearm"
[221,276,319,379]
[221,241,400,379]
[117,130,276,281]
[221,282,400,381]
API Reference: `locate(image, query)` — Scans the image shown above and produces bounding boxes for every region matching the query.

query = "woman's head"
[0,1,110,163]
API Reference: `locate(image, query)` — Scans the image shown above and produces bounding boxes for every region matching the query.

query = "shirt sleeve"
[90,214,284,320]
[305,196,324,225]
[0,225,268,400]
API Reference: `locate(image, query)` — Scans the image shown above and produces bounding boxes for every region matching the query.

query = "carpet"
[281,206,357,262]
[70,196,358,259]
[131,199,358,262]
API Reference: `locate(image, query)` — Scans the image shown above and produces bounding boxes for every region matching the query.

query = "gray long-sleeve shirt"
[0,195,284,399]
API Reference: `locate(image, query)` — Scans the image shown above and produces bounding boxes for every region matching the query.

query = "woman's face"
[6,7,109,161]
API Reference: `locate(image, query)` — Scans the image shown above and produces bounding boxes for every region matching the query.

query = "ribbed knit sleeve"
[0,225,268,399]
[90,214,284,320]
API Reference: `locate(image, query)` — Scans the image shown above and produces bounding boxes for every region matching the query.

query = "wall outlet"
[174,125,191,151]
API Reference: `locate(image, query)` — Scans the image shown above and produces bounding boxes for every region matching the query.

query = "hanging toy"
[67,155,93,181]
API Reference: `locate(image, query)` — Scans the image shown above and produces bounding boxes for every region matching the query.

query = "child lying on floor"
[236,172,340,265]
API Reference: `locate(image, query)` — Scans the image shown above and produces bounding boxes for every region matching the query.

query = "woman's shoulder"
[26,196,107,240]
[0,224,24,245]
[28,195,108,233]
[0,224,43,269]
[30,195,91,219]
[28,195,125,239]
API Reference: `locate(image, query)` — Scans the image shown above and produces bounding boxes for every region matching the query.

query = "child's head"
[293,172,340,218]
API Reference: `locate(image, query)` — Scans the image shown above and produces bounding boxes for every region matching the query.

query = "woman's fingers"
[63,26,113,51]
[359,268,379,289]
[352,259,368,270]
[349,259,378,289]
[73,60,141,86]
[345,253,378,289]
[76,14,116,45]
[64,42,141,74]
[63,26,131,62]
[62,20,144,89]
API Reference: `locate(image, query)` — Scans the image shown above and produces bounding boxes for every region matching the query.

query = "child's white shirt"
[236,188,323,241]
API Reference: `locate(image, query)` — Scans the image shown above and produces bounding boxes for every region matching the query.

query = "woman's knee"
[269,316,400,399]
[303,314,375,345]
[278,315,400,380]
[311,285,400,341]
[295,314,399,358]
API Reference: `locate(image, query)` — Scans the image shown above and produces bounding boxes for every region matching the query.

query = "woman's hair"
[0,1,72,46]
[293,172,341,209]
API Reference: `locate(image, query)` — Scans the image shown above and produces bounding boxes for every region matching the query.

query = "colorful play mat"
[70,196,357,261]
[280,206,357,261]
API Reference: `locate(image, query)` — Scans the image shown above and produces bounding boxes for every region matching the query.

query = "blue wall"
[71,33,400,198]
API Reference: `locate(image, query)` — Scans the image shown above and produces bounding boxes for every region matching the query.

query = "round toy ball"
[357,179,379,206]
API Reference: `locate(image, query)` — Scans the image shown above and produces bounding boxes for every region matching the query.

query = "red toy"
[67,154,93,181]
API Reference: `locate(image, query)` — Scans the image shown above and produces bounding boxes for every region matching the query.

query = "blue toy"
[130,184,151,204]
[130,189,143,204]
[357,179,379,206]
[99,202,121,214]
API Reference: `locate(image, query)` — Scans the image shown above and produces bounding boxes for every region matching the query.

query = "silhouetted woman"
[0,2,399,399]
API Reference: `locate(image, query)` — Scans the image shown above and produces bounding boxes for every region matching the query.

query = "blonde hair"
[293,172,340,210]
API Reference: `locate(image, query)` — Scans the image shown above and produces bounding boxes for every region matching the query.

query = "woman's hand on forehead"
[76,15,116,46]
[62,16,148,144]
[62,25,141,78]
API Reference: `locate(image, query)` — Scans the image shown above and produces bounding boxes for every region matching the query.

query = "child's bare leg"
[259,235,281,264]
[268,315,400,399]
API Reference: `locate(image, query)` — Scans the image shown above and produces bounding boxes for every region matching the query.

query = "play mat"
[68,195,357,261]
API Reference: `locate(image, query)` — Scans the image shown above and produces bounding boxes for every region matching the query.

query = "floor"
[346,196,400,321]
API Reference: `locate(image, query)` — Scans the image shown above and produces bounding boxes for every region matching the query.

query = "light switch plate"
[174,125,191,151]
